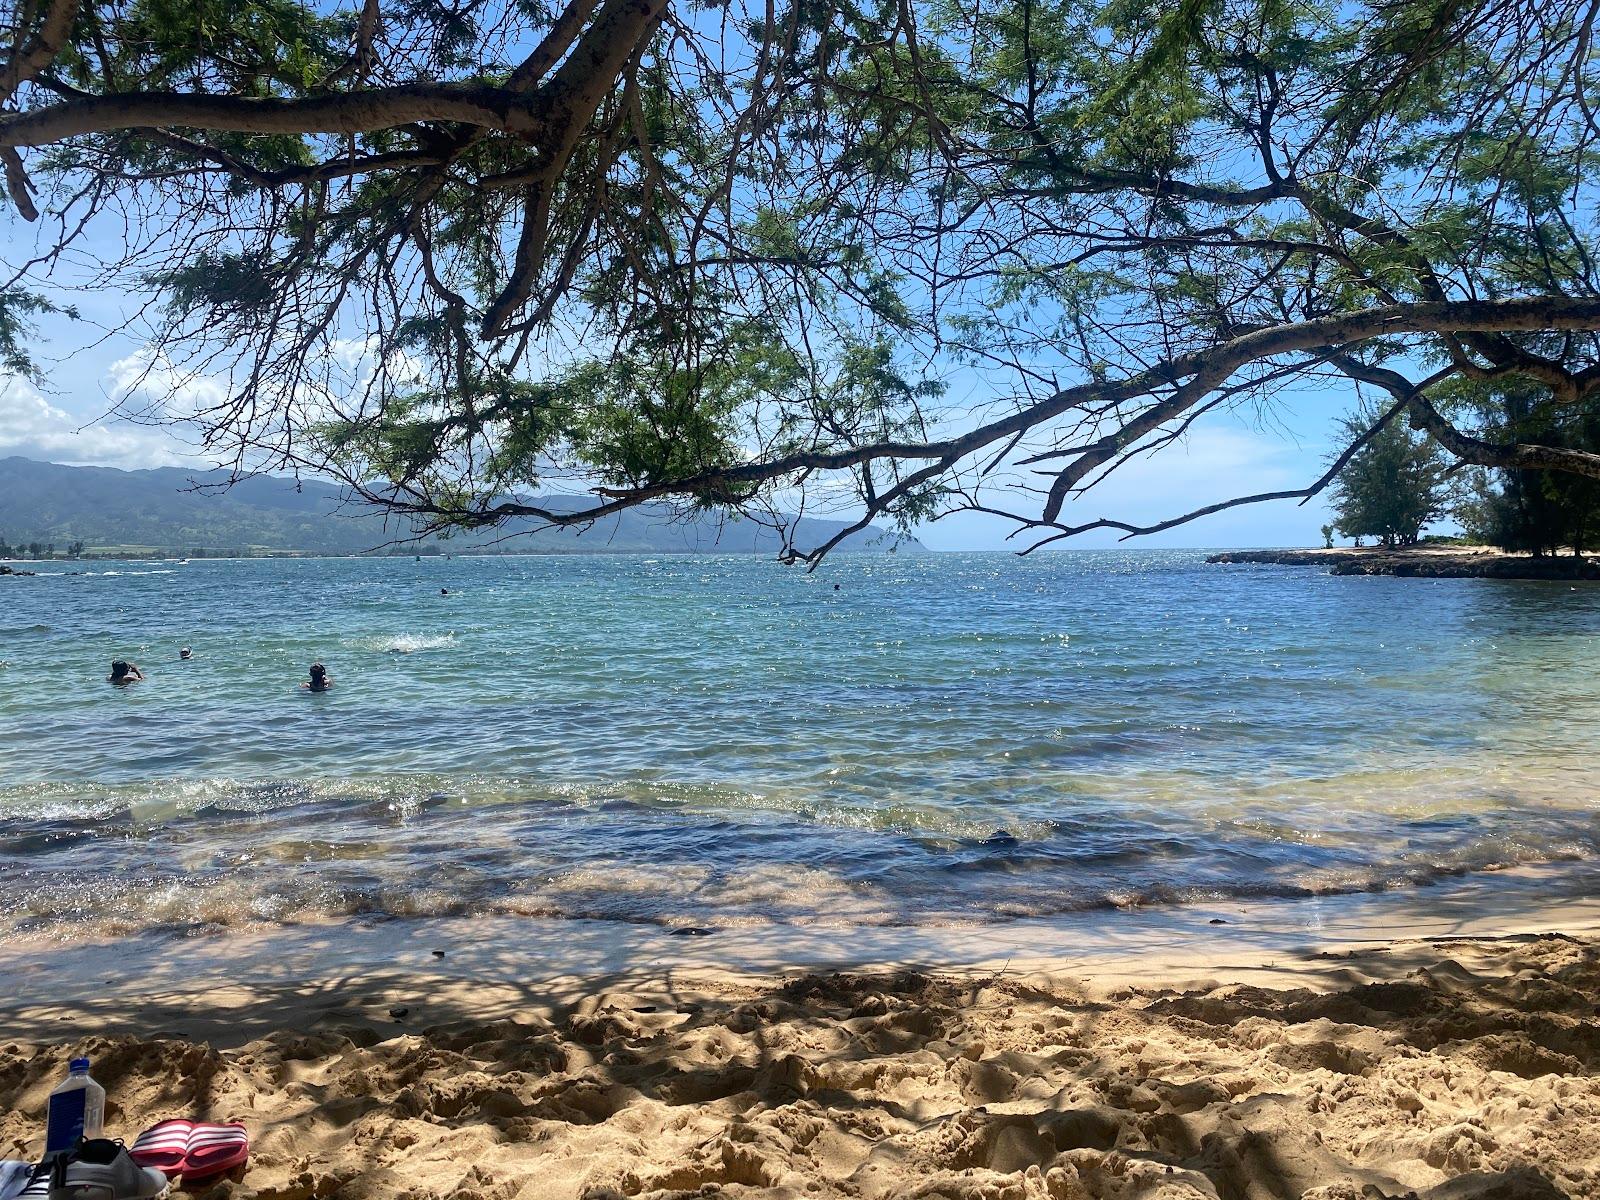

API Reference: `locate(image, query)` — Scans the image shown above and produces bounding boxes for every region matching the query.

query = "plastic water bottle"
[44,1058,104,1160]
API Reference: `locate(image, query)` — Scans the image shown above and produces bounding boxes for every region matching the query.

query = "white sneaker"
[45,1142,168,1200]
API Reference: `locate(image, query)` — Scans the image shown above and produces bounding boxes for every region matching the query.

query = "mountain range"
[0,457,922,556]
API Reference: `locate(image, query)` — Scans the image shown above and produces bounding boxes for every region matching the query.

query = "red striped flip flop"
[178,1124,249,1184]
[130,1121,249,1185]
[128,1121,191,1178]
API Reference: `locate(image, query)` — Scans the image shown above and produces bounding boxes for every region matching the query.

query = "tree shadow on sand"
[0,926,1592,1199]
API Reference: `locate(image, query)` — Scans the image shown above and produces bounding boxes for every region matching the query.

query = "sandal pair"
[129,1122,249,1187]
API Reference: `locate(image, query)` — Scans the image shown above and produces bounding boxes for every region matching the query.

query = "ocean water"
[1,550,1598,941]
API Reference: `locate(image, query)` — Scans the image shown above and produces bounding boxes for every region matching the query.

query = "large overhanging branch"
[0,0,669,261]
[354,298,1600,534]
[970,390,1418,554]
[1023,301,1600,526]
[1331,355,1600,480]
[0,0,663,148]
[0,85,555,145]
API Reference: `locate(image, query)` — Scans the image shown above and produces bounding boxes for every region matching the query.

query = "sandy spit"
[1,934,1596,1199]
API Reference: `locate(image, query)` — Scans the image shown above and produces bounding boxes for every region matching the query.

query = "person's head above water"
[304,662,332,691]
[108,659,143,683]
[179,647,192,660]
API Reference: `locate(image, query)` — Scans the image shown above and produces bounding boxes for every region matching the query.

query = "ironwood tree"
[2,0,1598,560]
[1328,404,1451,547]
[1455,381,1600,555]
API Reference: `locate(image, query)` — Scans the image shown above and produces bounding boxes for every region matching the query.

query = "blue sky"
[0,9,1367,556]
[0,306,1351,550]
[0,195,1360,554]
[928,412,1344,550]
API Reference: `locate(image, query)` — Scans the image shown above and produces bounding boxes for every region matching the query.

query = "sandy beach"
[3,877,1598,1199]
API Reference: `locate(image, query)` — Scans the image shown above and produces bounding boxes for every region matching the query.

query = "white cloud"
[105,348,229,418]
[107,338,427,434]
[0,376,196,468]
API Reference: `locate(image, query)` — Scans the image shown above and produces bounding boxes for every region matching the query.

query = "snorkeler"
[108,660,144,684]
[179,647,193,660]
[302,662,333,692]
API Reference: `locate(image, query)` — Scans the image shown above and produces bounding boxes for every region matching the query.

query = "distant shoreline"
[1208,544,1600,579]
[0,544,915,566]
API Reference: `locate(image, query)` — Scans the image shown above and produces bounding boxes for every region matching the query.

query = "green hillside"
[0,458,923,557]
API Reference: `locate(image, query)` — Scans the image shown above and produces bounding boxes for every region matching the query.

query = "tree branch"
[0,0,79,105]
[0,84,552,146]
[1331,355,1600,480]
[383,298,1600,527]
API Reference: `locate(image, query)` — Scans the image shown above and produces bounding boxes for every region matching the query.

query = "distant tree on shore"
[1330,408,1452,548]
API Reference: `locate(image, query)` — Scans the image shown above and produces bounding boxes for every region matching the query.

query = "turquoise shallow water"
[1,550,1598,938]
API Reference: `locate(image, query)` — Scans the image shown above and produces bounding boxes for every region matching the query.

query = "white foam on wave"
[367,632,458,654]
[54,568,177,577]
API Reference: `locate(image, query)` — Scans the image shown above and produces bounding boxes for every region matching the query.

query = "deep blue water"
[1,550,1597,937]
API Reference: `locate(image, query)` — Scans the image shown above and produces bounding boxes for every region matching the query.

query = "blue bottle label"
[45,1089,87,1155]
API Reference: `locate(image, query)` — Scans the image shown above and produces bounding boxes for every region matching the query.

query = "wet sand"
[2,873,1598,1198]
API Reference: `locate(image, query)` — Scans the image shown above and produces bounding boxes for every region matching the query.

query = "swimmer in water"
[301,662,333,692]
[108,659,145,684]
[179,646,193,660]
